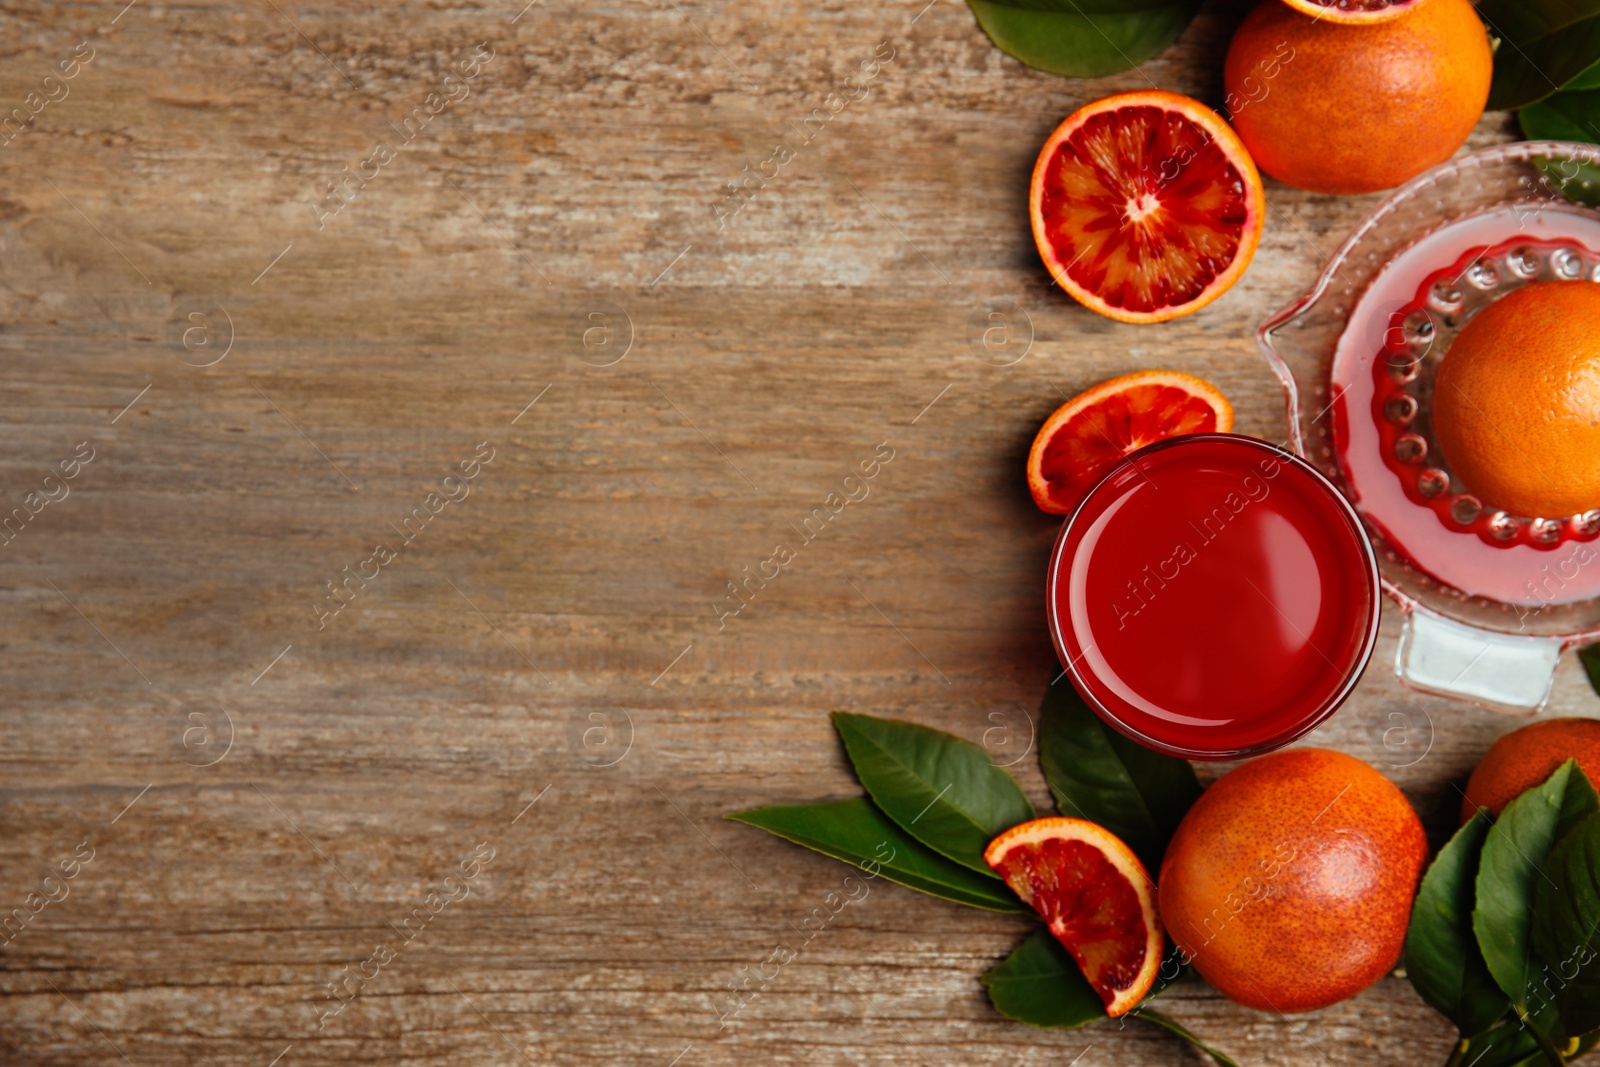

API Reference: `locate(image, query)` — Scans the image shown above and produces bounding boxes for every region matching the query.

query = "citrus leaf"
[1134,1008,1242,1067]
[1581,644,1600,699]
[1531,154,1600,210]
[1479,0,1600,110]
[1038,677,1201,874]
[1562,1030,1600,1064]
[1567,60,1600,91]
[830,712,1035,875]
[966,0,1202,80]
[981,928,1106,1028]
[727,799,1027,912]
[1518,89,1600,207]
[1477,0,1600,49]
[1520,89,1600,141]
[976,0,1187,11]
[1453,1018,1542,1067]
[1405,810,1512,1037]
[1531,810,1600,1035]
[1474,761,1600,1016]
[1452,1017,1600,1067]
[1519,92,1600,207]
[1459,1022,1600,1067]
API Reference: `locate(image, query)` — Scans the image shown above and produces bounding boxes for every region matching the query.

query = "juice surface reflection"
[1049,436,1378,758]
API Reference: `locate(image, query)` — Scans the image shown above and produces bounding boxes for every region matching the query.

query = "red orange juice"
[1047,435,1380,759]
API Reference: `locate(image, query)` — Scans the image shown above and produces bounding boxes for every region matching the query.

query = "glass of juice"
[1046,433,1381,760]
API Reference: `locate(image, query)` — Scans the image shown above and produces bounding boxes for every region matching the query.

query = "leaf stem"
[1135,1007,1241,1067]
[1526,1021,1570,1067]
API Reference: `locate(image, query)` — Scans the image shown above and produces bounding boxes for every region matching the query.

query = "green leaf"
[1524,1023,1577,1067]
[1519,91,1600,208]
[1560,1030,1600,1065]
[830,712,1035,875]
[1561,1029,1600,1064]
[1480,0,1600,110]
[1451,1019,1540,1067]
[1520,89,1600,141]
[1581,645,1600,699]
[727,799,1027,913]
[1532,810,1600,1035]
[1566,60,1600,91]
[1407,810,1513,1038]
[1477,0,1600,49]
[1474,761,1600,1017]
[981,929,1106,1028]
[966,0,1201,80]
[1448,1018,1600,1067]
[975,0,1190,10]
[1133,1008,1242,1067]
[1037,678,1201,874]
[1531,154,1600,210]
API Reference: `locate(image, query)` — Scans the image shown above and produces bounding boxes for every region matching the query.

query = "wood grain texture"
[0,0,1590,1064]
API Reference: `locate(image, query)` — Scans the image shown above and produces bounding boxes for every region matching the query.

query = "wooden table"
[0,0,1583,1063]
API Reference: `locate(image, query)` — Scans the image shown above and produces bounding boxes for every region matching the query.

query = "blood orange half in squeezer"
[1030,90,1265,324]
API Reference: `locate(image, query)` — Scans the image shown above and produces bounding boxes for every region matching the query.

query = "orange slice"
[1027,370,1233,515]
[985,817,1164,1018]
[1280,0,1426,23]
[1030,90,1265,323]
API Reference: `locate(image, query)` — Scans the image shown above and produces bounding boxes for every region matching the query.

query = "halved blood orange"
[1030,90,1265,323]
[985,817,1163,1018]
[1027,369,1233,515]
[1280,0,1426,23]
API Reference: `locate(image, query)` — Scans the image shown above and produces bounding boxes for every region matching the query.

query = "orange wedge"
[985,817,1164,1018]
[1027,370,1233,515]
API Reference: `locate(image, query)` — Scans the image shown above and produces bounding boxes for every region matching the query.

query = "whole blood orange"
[1224,0,1490,194]
[1460,718,1600,823]
[1280,0,1428,23]
[1029,90,1264,323]
[985,817,1163,1017]
[1026,370,1233,515]
[1432,281,1600,519]
[1158,748,1426,1013]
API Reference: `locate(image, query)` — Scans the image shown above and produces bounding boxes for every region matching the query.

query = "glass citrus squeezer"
[1259,141,1600,713]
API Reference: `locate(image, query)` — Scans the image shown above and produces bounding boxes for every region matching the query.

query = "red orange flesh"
[1279,0,1427,24]
[1030,90,1264,323]
[985,817,1163,1017]
[1026,370,1233,515]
